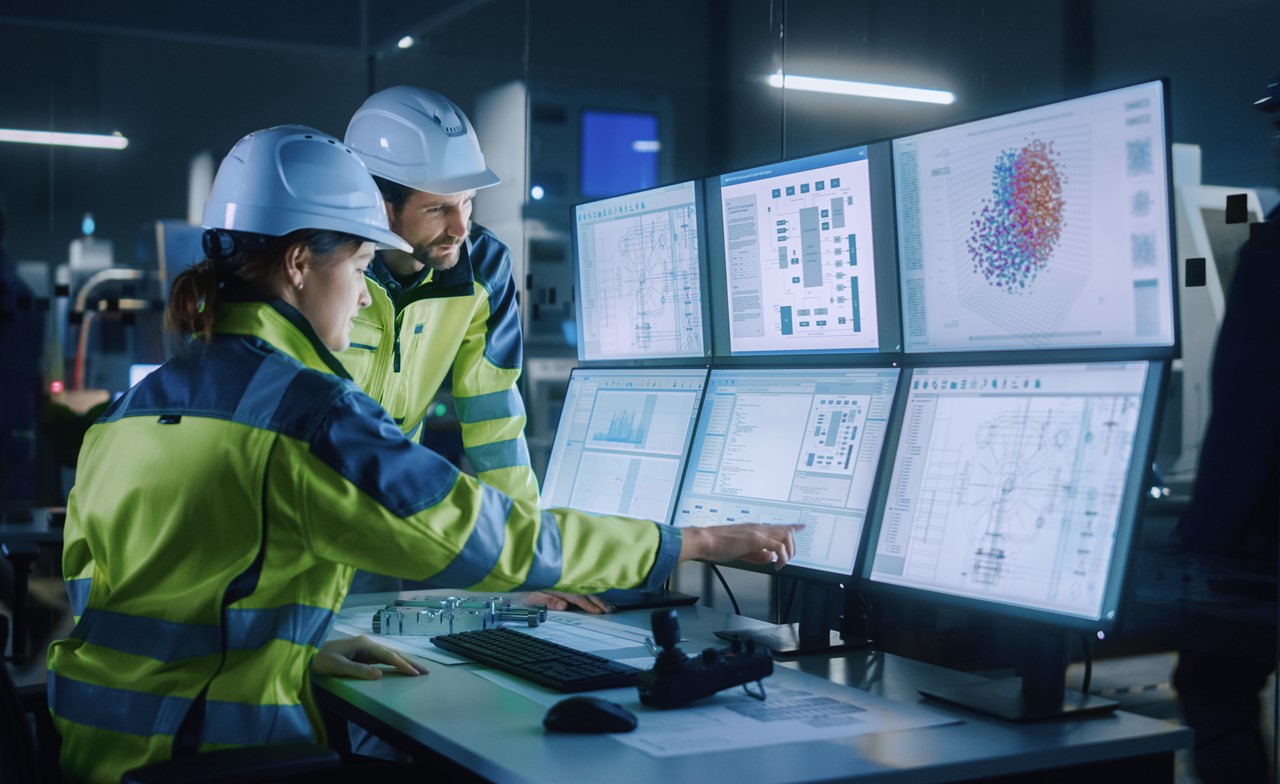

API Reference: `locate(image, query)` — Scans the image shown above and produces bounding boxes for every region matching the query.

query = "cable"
[708,564,742,616]
[1078,631,1093,695]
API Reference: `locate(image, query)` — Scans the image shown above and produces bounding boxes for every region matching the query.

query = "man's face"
[386,188,476,272]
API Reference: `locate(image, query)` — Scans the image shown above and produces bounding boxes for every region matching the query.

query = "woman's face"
[292,241,376,352]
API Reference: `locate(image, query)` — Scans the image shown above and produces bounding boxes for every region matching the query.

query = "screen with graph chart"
[863,361,1161,627]
[893,81,1174,354]
[573,180,709,362]
[541,368,708,522]
[712,143,900,357]
[672,367,901,578]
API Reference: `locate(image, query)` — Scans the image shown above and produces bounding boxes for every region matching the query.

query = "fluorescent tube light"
[768,73,954,105]
[0,129,129,150]
[631,140,661,153]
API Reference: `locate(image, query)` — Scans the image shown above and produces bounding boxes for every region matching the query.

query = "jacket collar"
[367,233,476,296]
[213,295,352,380]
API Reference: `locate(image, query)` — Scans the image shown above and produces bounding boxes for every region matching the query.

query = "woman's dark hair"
[165,229,364,343]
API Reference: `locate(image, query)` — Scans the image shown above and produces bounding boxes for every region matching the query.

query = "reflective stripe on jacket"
[49,297,679,783]
[339,224,540,506]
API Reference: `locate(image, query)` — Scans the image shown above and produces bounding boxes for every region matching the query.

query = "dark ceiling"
[0,1,488,54]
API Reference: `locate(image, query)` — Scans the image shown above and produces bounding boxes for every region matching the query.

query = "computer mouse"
[542,695,638,733]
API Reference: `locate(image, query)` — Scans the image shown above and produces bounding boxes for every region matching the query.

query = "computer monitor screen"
[580,109,660,198]
[864,361,1161,629]
[673,367,901,578]
[710,142,900,357]
[573,180,710,362]
[541,367,708,523]
[894,80,1175,354]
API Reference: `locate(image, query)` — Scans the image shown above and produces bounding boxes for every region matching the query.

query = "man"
[1172,71,1280,784]
[342,87,607,611]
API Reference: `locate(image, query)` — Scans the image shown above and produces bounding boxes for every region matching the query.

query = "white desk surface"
[317,592,1190,784]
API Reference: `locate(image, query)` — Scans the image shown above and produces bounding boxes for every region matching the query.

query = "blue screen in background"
[580,110,660,198]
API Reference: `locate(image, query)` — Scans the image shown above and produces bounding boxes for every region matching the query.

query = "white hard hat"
[202,125,411,252]
[344,86,501,195]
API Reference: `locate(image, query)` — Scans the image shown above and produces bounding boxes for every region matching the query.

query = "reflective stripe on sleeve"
[454,389,524,424]
[422,484,511,587]
[66,578,91,618]
[512,510,564,591]
[466,437,531,473]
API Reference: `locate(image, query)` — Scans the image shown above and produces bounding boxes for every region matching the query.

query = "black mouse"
[542,696,638,733]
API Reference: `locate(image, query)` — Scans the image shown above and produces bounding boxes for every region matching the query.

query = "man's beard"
[415,240,463,272]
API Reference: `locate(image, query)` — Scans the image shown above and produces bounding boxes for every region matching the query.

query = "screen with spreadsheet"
[573,181,709,362]
[864,361,1162,627]
[893,81,1175,354]
[672,367,900,578]
[541,368,708,523]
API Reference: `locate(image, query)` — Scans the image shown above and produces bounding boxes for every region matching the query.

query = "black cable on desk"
[709,564,742,615]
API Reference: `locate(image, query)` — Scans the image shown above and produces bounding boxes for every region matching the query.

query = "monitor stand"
[597,586,700,611]
[919,624,1119,721]
[714,582,872,657]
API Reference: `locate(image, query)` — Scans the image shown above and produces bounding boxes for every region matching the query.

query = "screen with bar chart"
[541,367,709,522]
[672,367,900,577]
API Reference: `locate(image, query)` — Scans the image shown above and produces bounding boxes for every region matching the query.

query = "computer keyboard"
[431,627,643,692]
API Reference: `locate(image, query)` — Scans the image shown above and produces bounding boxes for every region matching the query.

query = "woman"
[46,126,799,783]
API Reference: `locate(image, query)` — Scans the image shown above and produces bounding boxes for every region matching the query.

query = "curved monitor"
[673,367,901,580]
[894,81,1176,356]
[573,181,710,363]
[540,367,708,523]
[706,142,901,358]
[862,360,1163,631]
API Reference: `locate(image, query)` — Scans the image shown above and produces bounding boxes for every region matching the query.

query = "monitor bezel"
[856,358,1167,634]
[571,179,714,366]
[889,78,1180,362]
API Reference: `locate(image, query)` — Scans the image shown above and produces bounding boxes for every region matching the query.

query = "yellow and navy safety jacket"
[47,296,680,784]
[339,224,539,507]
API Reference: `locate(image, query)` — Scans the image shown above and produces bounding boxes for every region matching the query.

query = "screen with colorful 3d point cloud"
[893,81,1175,353]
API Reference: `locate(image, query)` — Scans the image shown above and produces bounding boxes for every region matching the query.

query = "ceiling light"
[397,36,415,49]
[0,129,129,150]
[768,73,954,105]
[631,140,661,153]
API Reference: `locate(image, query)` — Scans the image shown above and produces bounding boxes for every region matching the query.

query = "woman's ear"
[282,242,310,291]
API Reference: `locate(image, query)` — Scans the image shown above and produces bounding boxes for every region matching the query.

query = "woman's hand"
[311,635,428,679]
[679,524,804,570]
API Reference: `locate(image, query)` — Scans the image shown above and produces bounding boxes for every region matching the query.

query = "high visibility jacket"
[338,224,539,507]
[47,297,680,784]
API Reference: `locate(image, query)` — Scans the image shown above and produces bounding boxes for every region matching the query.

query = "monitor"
[706,142,901,358]
[541,367,708,524]
[573,180,711,363]
[894,80,1176,355]
[862,360,1164,719]
[579,109,660,199]
[674,367,901,579]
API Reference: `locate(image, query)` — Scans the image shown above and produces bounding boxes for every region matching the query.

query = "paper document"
[475,662,959,757]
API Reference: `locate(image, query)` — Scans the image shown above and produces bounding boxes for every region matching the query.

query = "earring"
[296,282,304,291]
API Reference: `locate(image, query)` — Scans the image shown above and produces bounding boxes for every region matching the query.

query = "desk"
[316,593,1190,783]
[0,508,64,546]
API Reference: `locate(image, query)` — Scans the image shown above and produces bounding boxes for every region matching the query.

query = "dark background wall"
[0,0,1275,269]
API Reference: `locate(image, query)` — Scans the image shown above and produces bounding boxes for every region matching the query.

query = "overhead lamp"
[397,35,415,49]
[768,72,954,105]
[631,140,661,153]
[0,129,129,150]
